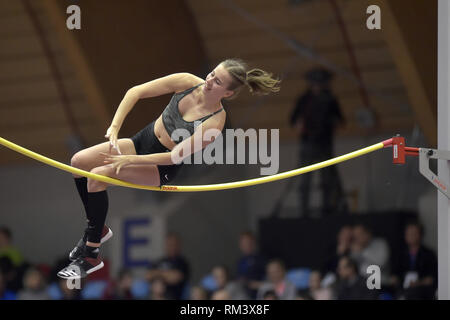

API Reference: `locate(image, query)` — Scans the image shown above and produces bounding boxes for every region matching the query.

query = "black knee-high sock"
[74,177,94,241]
[86,190,109,244]
[74,177,89,215]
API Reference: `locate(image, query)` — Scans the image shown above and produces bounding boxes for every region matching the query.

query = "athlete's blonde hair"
[220,58,281,100]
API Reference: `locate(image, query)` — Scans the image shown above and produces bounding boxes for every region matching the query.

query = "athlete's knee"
[87,167,110,192]
[71,152,88,178]
[71,151,89,169]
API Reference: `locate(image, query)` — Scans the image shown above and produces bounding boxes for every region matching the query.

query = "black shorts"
[130,121,183,185]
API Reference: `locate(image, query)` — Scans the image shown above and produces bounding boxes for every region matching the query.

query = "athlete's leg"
[68,139,138,261]
[71,138,137,215]
[87,163,161,192]
[84,163,161,247]
[71,138,138,178]
[58,163,161,279]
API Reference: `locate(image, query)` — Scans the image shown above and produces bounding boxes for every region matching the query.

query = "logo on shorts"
[164,174,168,180]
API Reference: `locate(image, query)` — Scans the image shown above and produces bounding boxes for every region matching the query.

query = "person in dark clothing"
[146,233,190,300]
[0,270,16,300]
[110,269,134,300]
[335,255,378,300]
[391,221,437,300]
[323,225,353,276]
[289,67,347,217]
[235,231,266,299]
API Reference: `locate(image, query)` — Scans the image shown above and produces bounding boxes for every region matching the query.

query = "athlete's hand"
[100,152,133,174]
[105,125,122,154]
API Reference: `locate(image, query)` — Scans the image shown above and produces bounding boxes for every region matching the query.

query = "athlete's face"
[203,64,234,99]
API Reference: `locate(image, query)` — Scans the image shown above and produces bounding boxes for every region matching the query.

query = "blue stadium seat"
[81,280,108,300]
[286,268,311,290]
[47,282,63,300]
[200,274,217,292]
[131,279,150,299]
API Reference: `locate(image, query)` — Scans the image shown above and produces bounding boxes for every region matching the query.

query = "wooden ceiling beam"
[369,0,437,147]
[40,0,111,131]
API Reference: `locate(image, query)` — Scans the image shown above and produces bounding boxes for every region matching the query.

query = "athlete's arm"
[126,114,225,164]
[170,114,225,164]
[102,113,225,171]
[137,115,224,165]
[131,73,200,98]
[100,112,225,174]
[110,73,199,129]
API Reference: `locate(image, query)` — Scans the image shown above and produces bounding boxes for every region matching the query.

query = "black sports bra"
[161,83,224,143]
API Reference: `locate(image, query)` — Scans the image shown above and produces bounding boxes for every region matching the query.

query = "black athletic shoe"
[69,225,113,261]
[57,256,104,279]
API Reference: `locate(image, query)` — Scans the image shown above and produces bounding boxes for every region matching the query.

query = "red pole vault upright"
[382,135,449,199]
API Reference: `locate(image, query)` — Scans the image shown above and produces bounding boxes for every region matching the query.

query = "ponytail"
[245,68,281,95]
[221,58,281,100]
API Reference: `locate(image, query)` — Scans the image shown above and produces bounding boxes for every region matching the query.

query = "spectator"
[306,270,333,300]
[0,227,28,293]
[111,269,134,300]
[57,278,82,300]
[211,289,231,300]
[295,292,313,300]
[323,225,353,277]
[0,271,16,300]
[146,233,190,300]
[351,224,390,284]
[235,231,266,299]
[190,285,209,300]
[149,276,171,300]
[0,257,16,293]
[0,226,24,267]
[391,221,437,300]
[211,264,249,300]
[17,267,50,300]
[257,259,297,300]
[289,67,347,217]
[335,255,377,300]
[262,289,278,300]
